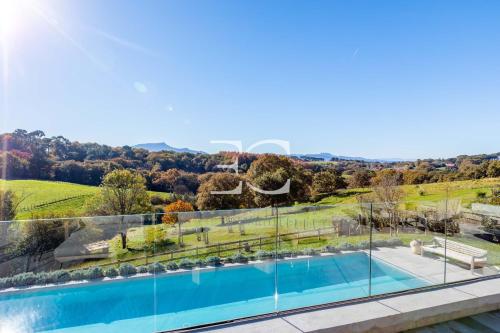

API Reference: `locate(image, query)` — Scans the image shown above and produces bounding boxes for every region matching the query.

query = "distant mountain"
[292,153,411,163]
[133,142,204,154]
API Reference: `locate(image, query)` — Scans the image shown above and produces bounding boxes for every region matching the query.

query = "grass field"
[0,179,172,219]
[2,177,499,270]
[70,177,500,270]
[3,177,498,219]
[316,178,500,208]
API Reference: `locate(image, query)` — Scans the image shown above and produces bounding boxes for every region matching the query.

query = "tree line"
[0,129,499,215]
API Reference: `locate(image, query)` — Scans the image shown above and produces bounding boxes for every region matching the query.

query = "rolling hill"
[0,180,171,220]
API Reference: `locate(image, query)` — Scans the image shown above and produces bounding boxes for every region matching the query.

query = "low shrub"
[87,267,104,280]
[165,262,178,271]
[137,266,148,274]
[11,272,37,287]
[255,250,273,260]
[70,270,87,281]
[206,256,221,266]
[0,277,12,289]
[194,259,206,267]
[36,272,54,285]
[339,242,357,251]
[51,270,71,283]
[148,262,166,273]
[303,248,319,256]
[230,253,248,263]
[179,259,195,269]
[387,238,403,247]
[278,250,292,258]
[323,245,339,253]
[372,239,389,248]
[119,263,137,276]
[357,240,370,250]
[476,191,487,199]
[105,268,119,278]
[294,249,304,256]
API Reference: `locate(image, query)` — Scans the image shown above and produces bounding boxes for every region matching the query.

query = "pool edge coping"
[166,275,500,333]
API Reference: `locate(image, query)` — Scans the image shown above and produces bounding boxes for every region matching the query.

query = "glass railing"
[0,200,498,332]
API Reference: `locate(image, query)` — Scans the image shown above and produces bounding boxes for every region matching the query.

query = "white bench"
[421,236,487,272]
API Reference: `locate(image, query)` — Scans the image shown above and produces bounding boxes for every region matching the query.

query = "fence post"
[317,229,320,241]
[218,243,221,256]
[259,237,262,249]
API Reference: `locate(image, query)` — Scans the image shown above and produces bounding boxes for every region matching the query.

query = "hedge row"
[0,238,403,290]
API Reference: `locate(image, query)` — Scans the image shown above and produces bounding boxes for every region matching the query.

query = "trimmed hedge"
[323,245,339,253]
[303,248,319,256]
[137,266,148,274]
[119,263,137,276]
[228,253,248,264]
[205,256,221,266]
[105,268,118,278]
[339,242,357,251]
[148,262,166,273]
[179,259,195,269]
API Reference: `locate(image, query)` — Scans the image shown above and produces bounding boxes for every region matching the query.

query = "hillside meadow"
[0,180,172,219]
[316,177,500,208]
[1,177,498,220]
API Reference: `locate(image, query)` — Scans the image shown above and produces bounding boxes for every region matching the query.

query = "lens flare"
[0,0,21,42]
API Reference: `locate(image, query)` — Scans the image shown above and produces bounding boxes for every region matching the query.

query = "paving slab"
[195,277,500,333]
[454,278,500,297]
[378,287,474,313]
[282,301,399,332]
[192,318,300,333]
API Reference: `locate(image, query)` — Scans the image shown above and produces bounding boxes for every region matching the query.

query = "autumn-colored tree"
[487,160,500,178]
[162,200,194,225]
[196,173,254,210]
[151,169,200,194]
[401,170,428,185]
[349,168,374,188]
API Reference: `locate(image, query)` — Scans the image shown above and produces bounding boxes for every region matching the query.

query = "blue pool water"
[0,253,428,332]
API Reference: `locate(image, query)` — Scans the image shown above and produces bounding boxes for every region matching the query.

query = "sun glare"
[0,0,18,40]
[0,0,35,43]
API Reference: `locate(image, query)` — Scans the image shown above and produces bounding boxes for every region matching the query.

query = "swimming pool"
[0,252,428,333]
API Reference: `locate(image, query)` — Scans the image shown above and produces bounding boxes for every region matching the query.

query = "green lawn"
[3,178,499,270]
[315,178,500,208]
[0,179,172,219]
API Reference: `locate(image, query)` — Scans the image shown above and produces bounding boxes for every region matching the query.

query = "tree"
[487,160,500,178]
[162,200,194,246]
[151,169,200,194]
[196,173,254,210]
[0,190,28,221]
[349,169,373,188]
[0,190,17,221]
[246,154,311,207]
[10,219,68,271]
[311,170,347,200]
[402,170,428,185]
[371,169,405,235]
[162,200,194,225]
[86,169,151,248]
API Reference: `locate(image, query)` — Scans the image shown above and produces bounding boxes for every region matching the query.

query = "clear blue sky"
[1,0,499,159]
